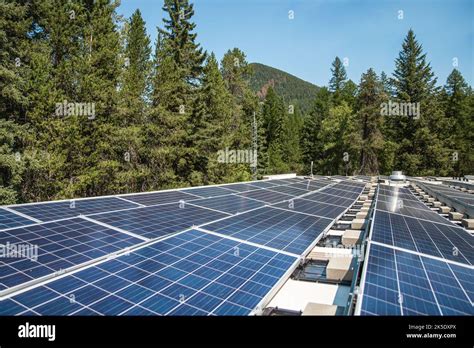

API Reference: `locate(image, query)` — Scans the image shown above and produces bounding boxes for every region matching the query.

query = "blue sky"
[117,0,473,87]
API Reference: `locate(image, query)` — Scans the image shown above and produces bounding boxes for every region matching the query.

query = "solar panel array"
[358,184,474,316]
[1,177,366,316]
[418,181,474,206]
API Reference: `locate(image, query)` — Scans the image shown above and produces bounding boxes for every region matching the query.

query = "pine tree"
[119,9,151,125]
[262,87,287,173]
[301,87,332,174]
[329,56,347,104]
[149,0,206,186]
[356,69,384,175]
[390,29,447,175]
[443,69,473,175]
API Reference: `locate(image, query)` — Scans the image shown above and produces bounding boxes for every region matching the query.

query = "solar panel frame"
[0,217,144,293]
[86,202,229,240]
[119,190,200,206]
[9,197,140,223]
[0,208,37,230]
[187,195,265,215]
[201,206,333,255]
[2,229,299,316]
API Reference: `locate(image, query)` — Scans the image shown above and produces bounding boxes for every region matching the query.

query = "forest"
[1,0,473,205]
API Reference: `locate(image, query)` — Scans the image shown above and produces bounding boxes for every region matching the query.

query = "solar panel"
[201,206,333,255]
[274,199,347,219]
[181,186,235,198]
[371,210,473,265]
[0,208,37,230]
[303,192,354,207]
[236,190,292,204]
[9,197,139,222]
[375,199,454,226]
[267,185,309,197]
[0,218,143,292]
[119,190,199,206]
[87,202,228,240]
[219,183,260,192]
[360,243,473,316]
[320,187,360,199]
[246,181,279,189]
[2,229,298,316]
[188,195,264,215]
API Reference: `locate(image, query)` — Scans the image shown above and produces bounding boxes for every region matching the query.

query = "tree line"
[1,0,472,205]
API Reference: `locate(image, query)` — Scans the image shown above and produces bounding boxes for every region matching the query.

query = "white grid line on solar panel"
[331,182,367,192]
[1,178,278,210]
[84,202,229,240]
[371,210,473,265]
[118,190,202,206]
[0,208,39,230]
[0,218,143,292]
[272,200,347,220]
[375,200,457,227]
[377,193,427,209]
[317,187,361,199]
[288,181,329,192]
[360,243,473,315]
[377,190,421,202]
[266,184,309,197]
[244,181,280,189]
[6,230,296,316]
[218,183,263,192]
[185,195,265,215]
[181,186,238,198]
[194,226,299,258]
[8,197,141,223]
[200,206,333,255]
[80,215,150,241]
[115,196,146,207]
[235,189,293,204]
[298,192,354,207]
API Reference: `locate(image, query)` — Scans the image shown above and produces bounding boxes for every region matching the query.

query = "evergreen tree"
[356,69,384,174]
[301,87,332,174]
[329,56,347,104]
[262,87,287,173]
[443,69,473,175]
[390,29,447,175]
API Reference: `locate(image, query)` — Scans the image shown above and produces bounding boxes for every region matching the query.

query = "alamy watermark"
[380,100,420,119]
[217,147,257,167]
[55,100,96,120]
[0,242,38,261]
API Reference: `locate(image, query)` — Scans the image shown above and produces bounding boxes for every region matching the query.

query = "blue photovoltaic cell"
[219,183,260,192]
[236,190,292,204]
[1,229,297,316]
[274,199,347,219]
[300,192,354,207]
[267,185,308,197]
[10,197,139,222]
[0,208,36,230]
[246,181,279,189]
[202,206,333,254]
[119,190,199,206]
[371,210,473,265]
[181,186,235,198]
[377,194,428,209]
[320,187,360,199]
[0,218,142,291]
[360,244,473,316]
[376,199,454,226]
[189,195,264,215]
[88,202,228,239]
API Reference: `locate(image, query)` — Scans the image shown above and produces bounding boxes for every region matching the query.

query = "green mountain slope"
[248,63,319,113]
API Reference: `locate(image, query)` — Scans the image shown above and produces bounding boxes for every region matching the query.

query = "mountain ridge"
[248,62,320,113]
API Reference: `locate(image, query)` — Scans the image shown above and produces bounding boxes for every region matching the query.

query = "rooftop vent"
[389,170,406,181]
